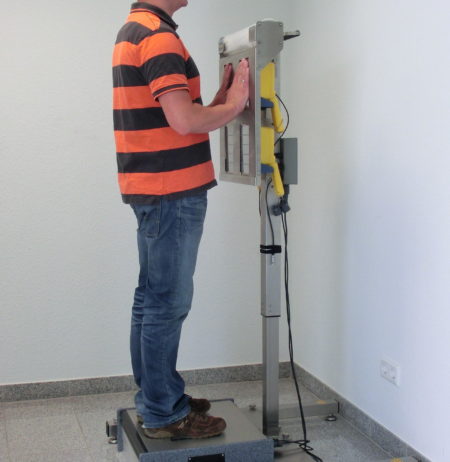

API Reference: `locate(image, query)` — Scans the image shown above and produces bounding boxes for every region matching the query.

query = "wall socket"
[380,359,401,386]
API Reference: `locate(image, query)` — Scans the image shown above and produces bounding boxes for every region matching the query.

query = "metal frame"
[219,19,287,438]
[219,20,284,187]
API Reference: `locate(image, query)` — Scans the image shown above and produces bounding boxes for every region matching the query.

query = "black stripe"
[114,54,199,89]
[114,54,188,88]
[115,22,151,45]
[117,141,212,174]
[122,180,217,204]
[114,107,169,131]
[153,83,188,98]
[185,56,200,80]
[115,22,176,45]
[141,53,186,84]
[113,65,146,88]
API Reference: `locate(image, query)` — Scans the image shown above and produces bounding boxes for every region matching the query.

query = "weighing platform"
[115,400,274,462]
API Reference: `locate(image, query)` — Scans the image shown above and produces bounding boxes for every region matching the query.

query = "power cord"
[278,210,323,462]
[265,178,275,245]
[275,94,290,147]
[262,186,322,461]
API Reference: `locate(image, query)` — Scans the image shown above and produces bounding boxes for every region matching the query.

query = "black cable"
[275,94,290,147]
[279,210,323,462]
[265,178,275,246]
[264,191,322,461]
[259,189,261,217]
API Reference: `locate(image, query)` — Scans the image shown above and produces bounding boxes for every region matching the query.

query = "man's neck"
[139,1,174,17]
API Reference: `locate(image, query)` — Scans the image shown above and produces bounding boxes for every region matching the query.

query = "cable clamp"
[260,245,282,255]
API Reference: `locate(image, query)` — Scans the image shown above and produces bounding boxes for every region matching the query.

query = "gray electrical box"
[280,138,298,185]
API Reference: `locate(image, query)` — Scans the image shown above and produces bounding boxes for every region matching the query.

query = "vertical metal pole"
[260,174,282,437]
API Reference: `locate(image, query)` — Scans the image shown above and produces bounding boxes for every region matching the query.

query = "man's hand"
[225,59,250,115]
[209,64,233,107]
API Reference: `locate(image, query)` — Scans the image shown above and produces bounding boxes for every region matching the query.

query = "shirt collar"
[130,2,178,30]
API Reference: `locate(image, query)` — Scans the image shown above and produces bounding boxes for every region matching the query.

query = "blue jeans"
[130,192,207,428]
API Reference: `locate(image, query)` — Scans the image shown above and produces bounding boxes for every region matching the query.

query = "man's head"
[141,0,188,17]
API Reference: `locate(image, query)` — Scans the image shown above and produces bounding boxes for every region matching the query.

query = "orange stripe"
[150,74,188,96]
[188,76,201,101]
[118,161,215,195]
[113,41,137,67]
[114,128,209,153]
[113,32,186,67]
[127,11,160,31]
[113,86,160,110]
[113,77,200,110]
[140,32,187,63]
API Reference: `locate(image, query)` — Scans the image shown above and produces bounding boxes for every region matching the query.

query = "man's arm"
[159,60,249,135]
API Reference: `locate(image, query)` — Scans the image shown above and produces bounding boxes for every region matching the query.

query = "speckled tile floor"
[0,378,392,462]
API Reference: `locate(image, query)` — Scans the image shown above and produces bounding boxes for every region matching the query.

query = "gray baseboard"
[0,362,291,403]
[292,363,430,462]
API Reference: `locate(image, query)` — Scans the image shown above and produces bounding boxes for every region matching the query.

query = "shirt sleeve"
[139,31,189,100]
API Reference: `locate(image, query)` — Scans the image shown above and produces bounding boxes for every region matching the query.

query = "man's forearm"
[186,102,240,134]
[159,90,241,136]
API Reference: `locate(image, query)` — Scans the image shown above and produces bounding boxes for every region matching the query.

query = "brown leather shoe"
[188,396,211,414]
[137,397,211,425]
[143,411,226,439]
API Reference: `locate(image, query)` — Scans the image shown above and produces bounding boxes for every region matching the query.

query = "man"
[113,0,249,439]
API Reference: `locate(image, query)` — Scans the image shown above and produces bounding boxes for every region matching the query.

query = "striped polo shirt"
[113,2,217,204]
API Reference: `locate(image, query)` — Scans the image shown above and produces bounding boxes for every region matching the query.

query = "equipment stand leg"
[262,316,280,436]
[260,174,282,436]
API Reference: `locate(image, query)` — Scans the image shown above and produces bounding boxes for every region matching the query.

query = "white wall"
[0,0,295,385]
[287,1,450,461]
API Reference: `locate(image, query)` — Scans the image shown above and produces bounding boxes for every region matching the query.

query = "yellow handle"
[260,62,284,133]
[271,99,284,133]
[260,62,284,196]
[261,127,284,197]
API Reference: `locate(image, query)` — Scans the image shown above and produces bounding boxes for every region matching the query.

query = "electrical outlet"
[380,359,400,386]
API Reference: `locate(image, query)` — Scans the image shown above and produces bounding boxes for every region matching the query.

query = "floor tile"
[186,378,318,409]
[77,409,120,454]
[5,414,87,459]
[0,418,10,462]
[1,397,74,420]
[279,415,390,462]
[88,442,120,462]
[75,409,120,461]
[9,448,92,462]
[69,391,135,413]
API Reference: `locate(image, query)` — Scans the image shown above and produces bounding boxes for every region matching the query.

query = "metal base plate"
[242,400,339,428]
[380,459,418,462]
[117,400,274,462]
